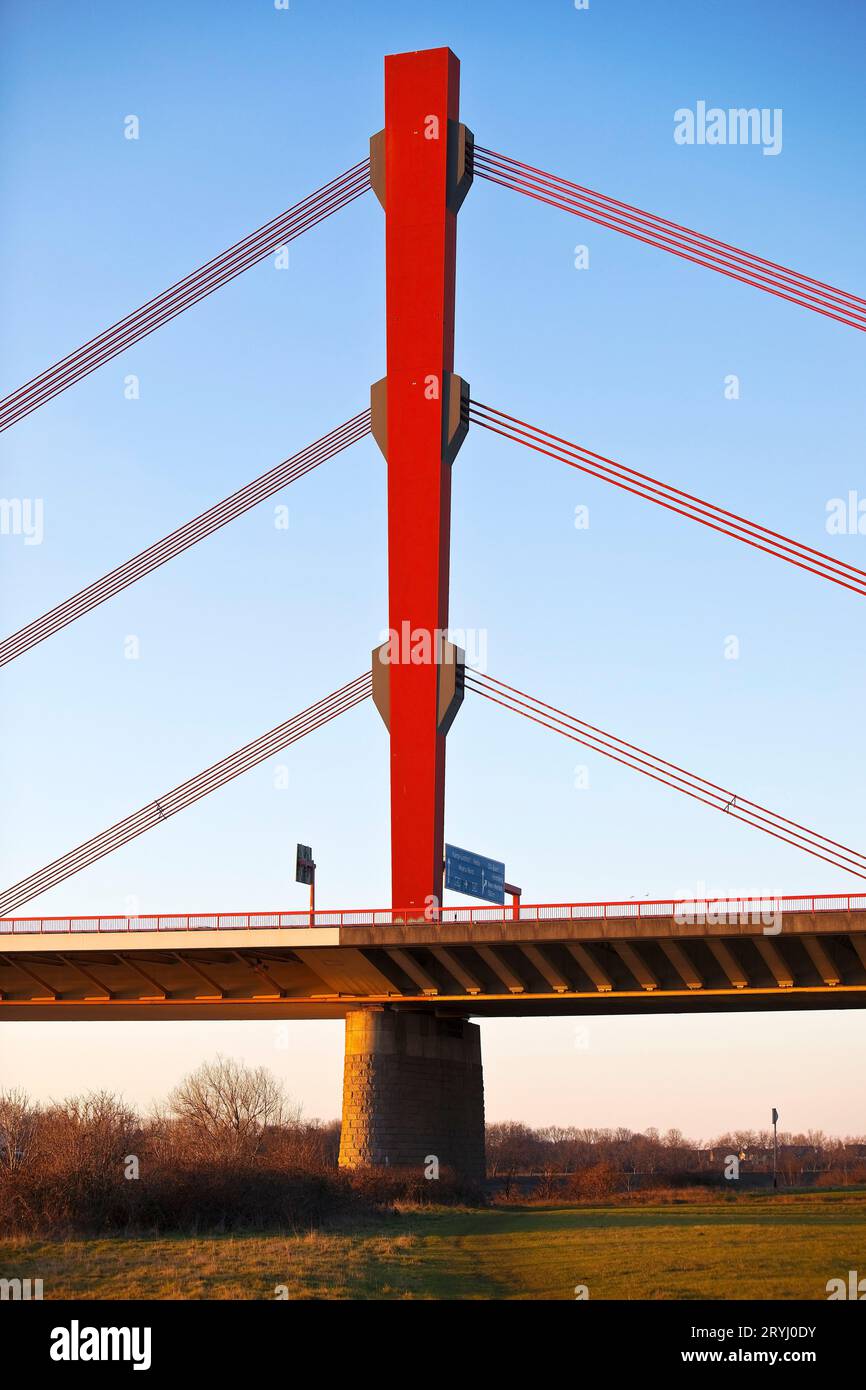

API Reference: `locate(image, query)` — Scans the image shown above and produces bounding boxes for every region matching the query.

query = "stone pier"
[338,1008,485,1180]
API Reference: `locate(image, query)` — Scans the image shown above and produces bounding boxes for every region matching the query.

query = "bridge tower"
[340,46,484,1180]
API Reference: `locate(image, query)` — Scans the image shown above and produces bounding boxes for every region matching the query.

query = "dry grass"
[2,1190,864,1300]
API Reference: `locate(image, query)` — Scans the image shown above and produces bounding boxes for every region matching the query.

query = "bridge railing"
[1,892,865,935]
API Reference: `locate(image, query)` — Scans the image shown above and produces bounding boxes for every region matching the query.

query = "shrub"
[563,1162,620,1202]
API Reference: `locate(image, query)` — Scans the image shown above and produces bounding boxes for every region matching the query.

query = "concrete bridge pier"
[338,1008,485,1181]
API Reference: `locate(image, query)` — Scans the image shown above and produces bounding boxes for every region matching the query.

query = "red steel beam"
[378,48,469,913]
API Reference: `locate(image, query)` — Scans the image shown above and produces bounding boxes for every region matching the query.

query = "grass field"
[3,1192,864,1300]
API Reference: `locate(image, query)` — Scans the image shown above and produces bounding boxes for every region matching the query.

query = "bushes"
[0,1070,354,1236]
[816,1163,866,1188]
[344,1166,485,1209]
[0,1156,354,1236]
[563,1162,620,1202]
[0,1153,482,1236]
[0,1066,481,1237]
[0,1089,146,1234]
[126,1164,352,1233]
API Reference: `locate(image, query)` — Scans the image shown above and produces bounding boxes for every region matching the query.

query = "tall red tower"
[370,48,472,914]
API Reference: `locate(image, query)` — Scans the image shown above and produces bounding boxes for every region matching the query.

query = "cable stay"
[0,672,372,916]
[470,400,866,599]
[0,160,371,432]
[474,147,866,332]
[0,409,371,667]
[466,670,866,882]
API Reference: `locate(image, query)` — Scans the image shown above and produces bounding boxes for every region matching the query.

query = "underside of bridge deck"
[2,909,865,1021]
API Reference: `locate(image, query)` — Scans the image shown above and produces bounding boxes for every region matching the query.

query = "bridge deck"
[1,898,865,1020]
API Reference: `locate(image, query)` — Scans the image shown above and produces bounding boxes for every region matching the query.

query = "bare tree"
[43,1091,141,1178]
[168,1055,299,1159]
[0,1088,38,1172]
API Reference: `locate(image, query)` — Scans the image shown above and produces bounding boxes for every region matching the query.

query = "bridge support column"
[338,1009,485,1181]
[369,47,473,915]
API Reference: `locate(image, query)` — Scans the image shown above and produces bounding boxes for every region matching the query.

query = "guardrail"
[1,892,864,934]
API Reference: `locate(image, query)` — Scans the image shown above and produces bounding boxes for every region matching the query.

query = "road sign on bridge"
[295,845,315,887]
[445,843,506,904]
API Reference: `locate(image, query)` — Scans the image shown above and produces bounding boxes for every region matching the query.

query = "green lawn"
[3,1193,864,1300]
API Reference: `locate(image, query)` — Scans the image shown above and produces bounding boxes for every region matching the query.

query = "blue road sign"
[445,843,505,905]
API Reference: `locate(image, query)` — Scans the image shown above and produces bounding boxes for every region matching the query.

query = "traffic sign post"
[504,879,522,920]
[296,843,316,922]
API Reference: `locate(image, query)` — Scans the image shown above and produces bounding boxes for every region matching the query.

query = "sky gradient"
[1,0,864,1136]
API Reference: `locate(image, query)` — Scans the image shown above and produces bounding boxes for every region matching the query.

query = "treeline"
[486,1121,866,1185]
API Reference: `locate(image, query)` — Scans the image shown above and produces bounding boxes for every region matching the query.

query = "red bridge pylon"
[369,48,472,914]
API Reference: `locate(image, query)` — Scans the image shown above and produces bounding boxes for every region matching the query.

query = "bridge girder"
[2,909,865,1021]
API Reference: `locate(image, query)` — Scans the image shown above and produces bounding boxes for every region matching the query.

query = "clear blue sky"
[1,0,864,1135]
